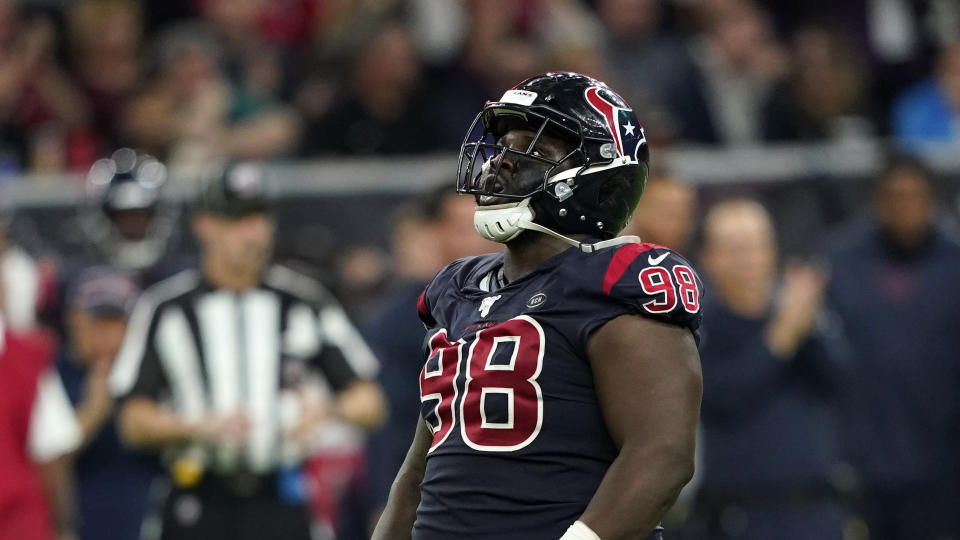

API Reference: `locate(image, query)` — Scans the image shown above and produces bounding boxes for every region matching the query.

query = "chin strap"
[518,219,641,253]
[474,199,641,253]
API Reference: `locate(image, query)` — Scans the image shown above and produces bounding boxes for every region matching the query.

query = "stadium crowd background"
[1,0,960,539]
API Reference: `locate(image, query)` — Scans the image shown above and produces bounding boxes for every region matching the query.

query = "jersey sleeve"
[416,258,470,331]
[109,295,170,401]
[314,302,380,388]
[29,369,82,463]
[587,243,704,344]
[417,286,436,329]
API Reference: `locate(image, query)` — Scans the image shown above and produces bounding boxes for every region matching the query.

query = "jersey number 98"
[420,316,544,453]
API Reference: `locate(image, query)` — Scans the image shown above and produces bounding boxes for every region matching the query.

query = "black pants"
[156,475,312,540]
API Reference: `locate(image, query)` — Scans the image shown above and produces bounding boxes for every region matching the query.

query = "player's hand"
[766,262,828,359]
[284,387,331,445]
[192,411,251,446]
[83,359,114,420]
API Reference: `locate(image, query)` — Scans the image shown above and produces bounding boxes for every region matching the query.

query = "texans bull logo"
[584,87,646,163]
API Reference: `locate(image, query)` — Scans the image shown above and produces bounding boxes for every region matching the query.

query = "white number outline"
[420,329,464,453]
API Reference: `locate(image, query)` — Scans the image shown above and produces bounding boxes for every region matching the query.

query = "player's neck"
[203,255,262,292]
[502,231,583,283]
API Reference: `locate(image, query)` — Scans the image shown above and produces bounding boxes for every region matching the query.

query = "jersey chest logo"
[478,295,502,317]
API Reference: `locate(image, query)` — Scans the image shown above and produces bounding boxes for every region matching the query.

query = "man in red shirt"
[0,313,82,540]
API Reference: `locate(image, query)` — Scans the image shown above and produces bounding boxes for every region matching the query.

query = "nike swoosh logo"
[648,252,669,265]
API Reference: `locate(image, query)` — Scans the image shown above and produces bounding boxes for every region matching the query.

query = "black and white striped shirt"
[109,265,378,473]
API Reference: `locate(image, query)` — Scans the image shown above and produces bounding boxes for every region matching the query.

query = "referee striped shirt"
[109,265,379,473]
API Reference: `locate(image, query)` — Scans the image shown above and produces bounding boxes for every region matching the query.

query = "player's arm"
[371,418,433,540]
[575,314,702,540]
[315,304,388,430]
[118,398,195,447]
[332,379,386,430]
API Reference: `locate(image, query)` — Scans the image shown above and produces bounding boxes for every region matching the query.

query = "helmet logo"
[585,87,647,163]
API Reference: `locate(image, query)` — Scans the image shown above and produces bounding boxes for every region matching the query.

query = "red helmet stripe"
[585,87,623,156]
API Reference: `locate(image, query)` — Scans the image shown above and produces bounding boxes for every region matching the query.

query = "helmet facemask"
[457,107,589,205]
[81,149,178,271]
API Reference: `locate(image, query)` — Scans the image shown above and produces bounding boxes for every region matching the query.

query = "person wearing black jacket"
[695,199,852,540]
[827,157,960,540]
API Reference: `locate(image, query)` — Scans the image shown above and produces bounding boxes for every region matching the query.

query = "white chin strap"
[474,199,641,253]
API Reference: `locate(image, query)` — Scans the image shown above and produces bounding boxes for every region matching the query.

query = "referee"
[109,162,385,540]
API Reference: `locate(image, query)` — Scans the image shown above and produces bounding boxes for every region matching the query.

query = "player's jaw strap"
[474,199,641,253]
[520,220,642,253]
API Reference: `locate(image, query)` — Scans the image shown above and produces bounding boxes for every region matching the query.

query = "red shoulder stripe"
[601,243,660,295]
[417,288,430,318]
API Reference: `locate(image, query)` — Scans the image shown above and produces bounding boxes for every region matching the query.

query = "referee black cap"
[198,161,273,217]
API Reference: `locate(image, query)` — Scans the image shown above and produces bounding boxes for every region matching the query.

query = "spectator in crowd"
[763,25,877,142]
[762,0,948,113]
[124,22,298,170]
[423,0,608,148]
[109,161,385,540]
[0,213,41,332]
[827,156,960,540]
[0,4,92,174]
[67,0,145,154]
[892,41,960,148]
[0,301,83,540]
[196,0,269,65]
[696,199,851,540]
[596,0,692,143]
[56,267,161,540]
[364,186,497,520]
[299,21,441,156]
[459,0,548,101]
[624,173,698,253]
[196,0,299,133]
[665,0,789,145]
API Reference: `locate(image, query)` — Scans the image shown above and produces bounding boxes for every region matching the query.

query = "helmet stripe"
[585,87,623,156]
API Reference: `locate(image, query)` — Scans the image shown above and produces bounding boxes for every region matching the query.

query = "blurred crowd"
[1,151,958,540]
[1,1,960,540]
[0,0,959,179]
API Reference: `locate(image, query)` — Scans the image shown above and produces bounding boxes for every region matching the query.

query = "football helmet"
[457,72,649,250]
[197,160,273,217]
[80,148,177,271]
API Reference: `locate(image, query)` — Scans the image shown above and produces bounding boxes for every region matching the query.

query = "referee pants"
[154,474,312,540]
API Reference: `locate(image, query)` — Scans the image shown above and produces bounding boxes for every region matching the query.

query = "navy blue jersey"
[413,241,703,540]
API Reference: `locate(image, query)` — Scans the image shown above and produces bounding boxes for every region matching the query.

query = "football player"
[75,148,182,284]
[372,72,703,540]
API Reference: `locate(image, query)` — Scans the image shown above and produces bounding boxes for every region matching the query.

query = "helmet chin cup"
[474,199,536,243]
[473,197,643,254]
